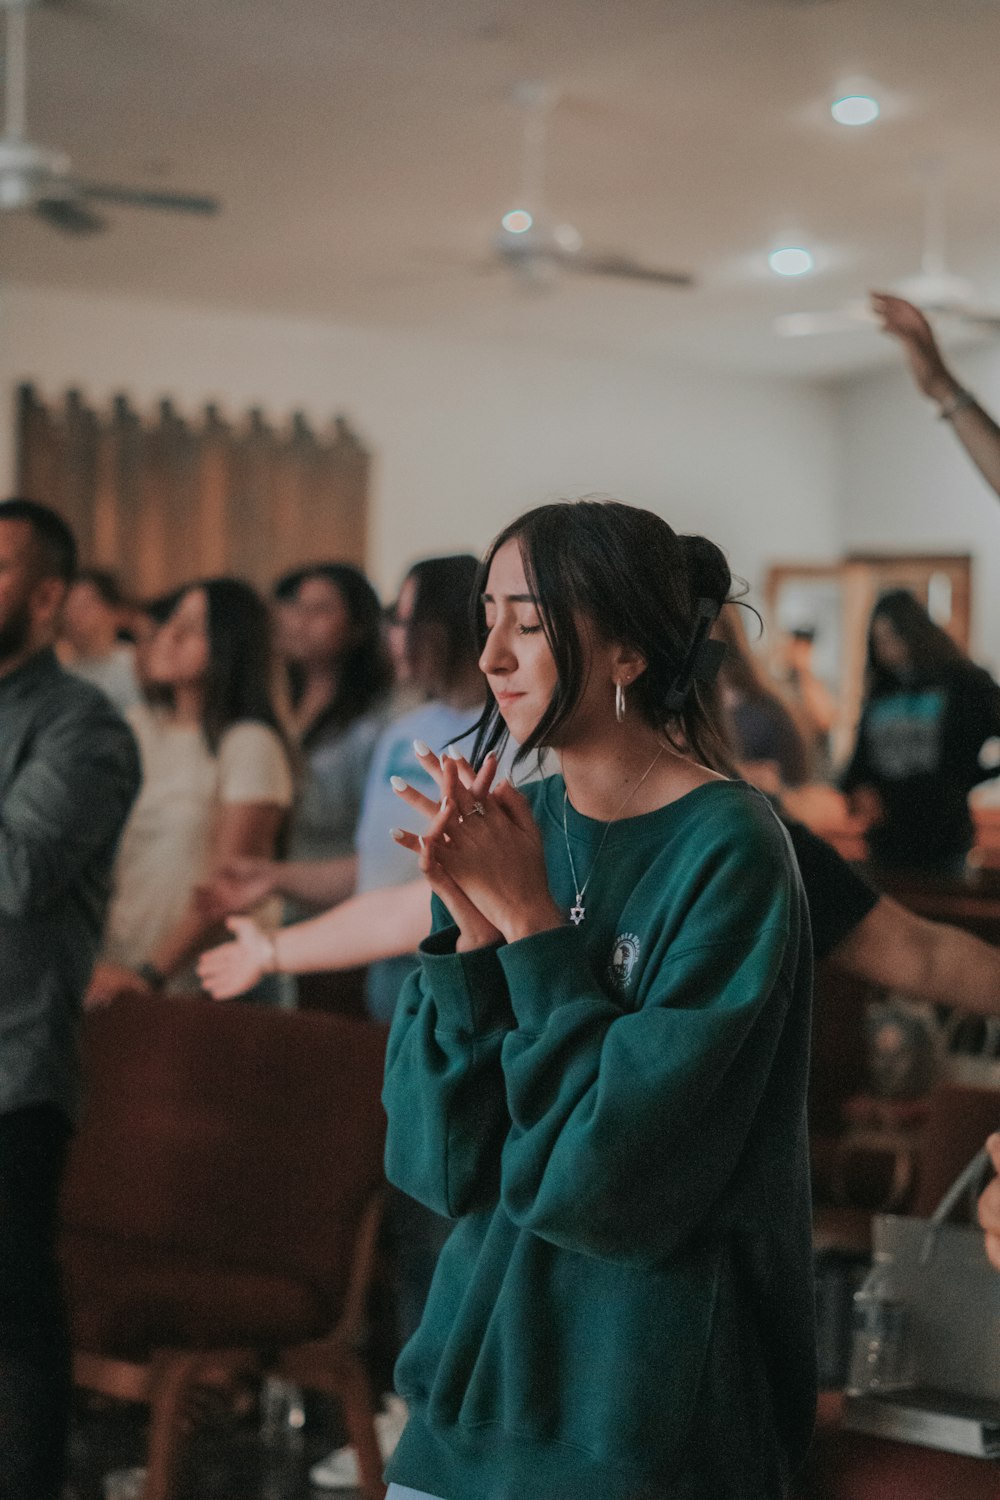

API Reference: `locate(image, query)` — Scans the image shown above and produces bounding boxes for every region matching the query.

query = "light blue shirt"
[356,701,485,1023]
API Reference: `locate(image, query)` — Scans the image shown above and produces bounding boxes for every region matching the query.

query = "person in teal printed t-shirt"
[841,588,1000,875]
[383,500,816,1500]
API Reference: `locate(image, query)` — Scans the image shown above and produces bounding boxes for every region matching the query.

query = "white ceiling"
[3,0,1000,379]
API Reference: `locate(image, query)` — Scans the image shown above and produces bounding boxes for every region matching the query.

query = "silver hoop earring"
[615,680,626,723]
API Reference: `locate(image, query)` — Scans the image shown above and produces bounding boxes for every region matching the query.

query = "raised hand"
[198,916,275,999]
[391,747,505,950]
[870,292,957,403]
[394,766,562,946]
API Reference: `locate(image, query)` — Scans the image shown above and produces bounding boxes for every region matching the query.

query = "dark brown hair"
[471,499,736,773]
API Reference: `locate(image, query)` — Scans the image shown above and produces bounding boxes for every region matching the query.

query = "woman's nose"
[479,630,512,676]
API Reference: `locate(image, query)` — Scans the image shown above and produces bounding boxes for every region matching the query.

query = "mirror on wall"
[764,554,972,769]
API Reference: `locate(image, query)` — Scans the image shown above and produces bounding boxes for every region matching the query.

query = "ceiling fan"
[775,173,1000,338]
[0,0,219,234]
[489,82,695,291]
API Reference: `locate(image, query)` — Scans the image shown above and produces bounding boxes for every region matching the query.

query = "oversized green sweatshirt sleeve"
[496,836,801,1267]
[382,894,515,1218]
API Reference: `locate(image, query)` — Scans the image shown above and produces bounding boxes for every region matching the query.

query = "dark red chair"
[61,994,389,1500]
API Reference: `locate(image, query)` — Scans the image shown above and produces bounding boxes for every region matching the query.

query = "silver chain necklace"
[561,747,666,925]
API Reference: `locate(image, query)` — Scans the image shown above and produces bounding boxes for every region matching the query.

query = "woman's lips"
[494,690,525,708]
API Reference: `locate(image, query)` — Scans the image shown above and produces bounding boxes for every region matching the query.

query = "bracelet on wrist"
[135,961,166,991]
[936,388,977,421]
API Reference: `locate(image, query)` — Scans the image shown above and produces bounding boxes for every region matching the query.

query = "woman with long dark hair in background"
[280,562,393,874]
[841,588,1000,874]
[85,577,294,1005]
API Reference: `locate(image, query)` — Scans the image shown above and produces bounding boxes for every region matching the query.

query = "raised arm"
[873,292,1000,500]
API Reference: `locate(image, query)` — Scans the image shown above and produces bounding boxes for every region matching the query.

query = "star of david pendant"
[570,903,585,926]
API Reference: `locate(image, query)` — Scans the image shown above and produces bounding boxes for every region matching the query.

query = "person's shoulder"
[518,773,560,817]
[218,718,289,762]
[42,657,134,733]
[376,699,478,756]
[949,659,1000,695]
[672,780,792,868]
[28,661,141,779]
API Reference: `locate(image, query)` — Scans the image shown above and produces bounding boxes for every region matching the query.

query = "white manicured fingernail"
[390,827,404,840]
[413,739,431,756]
[446,744,461,759]
[390,776,408,791]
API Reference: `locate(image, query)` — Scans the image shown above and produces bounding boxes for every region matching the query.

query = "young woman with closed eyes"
[378,499,816,1500]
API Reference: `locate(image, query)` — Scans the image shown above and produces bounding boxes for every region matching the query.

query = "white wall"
[836,347,1000,667]
[0,283,840,600]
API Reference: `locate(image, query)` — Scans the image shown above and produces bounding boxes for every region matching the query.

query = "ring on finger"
[470,800,485,817]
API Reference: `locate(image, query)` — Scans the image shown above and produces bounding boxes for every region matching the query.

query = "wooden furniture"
[60,994,389,1500]
[793,1390,1000,1499]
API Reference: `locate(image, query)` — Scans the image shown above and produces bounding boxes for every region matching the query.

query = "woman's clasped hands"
[391,743,563,951]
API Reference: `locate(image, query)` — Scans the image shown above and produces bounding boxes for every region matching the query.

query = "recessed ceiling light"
[831,94,880,126]
[769,246,814,277]
[501,209,533,234]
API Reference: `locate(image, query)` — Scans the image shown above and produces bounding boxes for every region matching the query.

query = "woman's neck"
[293,666,338,734]
[560,725,722,822]
[170,683,205,727]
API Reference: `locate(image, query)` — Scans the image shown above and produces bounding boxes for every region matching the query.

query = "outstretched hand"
[870,292,957,403]
[198,916,274,999]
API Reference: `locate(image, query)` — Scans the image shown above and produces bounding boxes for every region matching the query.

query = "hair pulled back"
[472,499,735,772]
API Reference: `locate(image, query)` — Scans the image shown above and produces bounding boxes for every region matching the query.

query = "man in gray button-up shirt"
[0,498,140,1500]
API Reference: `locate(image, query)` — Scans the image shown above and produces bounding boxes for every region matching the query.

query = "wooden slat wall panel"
[13,384,370,596]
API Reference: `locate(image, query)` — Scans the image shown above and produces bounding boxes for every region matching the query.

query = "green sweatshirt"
[382,777,816,1500]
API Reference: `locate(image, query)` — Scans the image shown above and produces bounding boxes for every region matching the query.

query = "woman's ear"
[612,646,648,687]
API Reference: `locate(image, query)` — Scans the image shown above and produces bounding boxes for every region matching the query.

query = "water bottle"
[846,1251,915,1395]
[259,1374,306,1448]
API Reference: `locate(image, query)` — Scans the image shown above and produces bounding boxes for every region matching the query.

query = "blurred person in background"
[840,589,1000,875]
[780,628,837,779]
[713,604,811,792]
[280,563,393,888]
[204,553,488,1024]
[86,577,294,1006]
[59,567,142,714]
[0,499,140,1500]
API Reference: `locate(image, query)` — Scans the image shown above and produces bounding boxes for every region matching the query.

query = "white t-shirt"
[102,703,294,984]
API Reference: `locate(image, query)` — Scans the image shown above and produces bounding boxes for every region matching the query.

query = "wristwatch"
[135,961,166,991]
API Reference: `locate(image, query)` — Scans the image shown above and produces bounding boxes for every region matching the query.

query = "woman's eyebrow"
[480,592,539,605]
